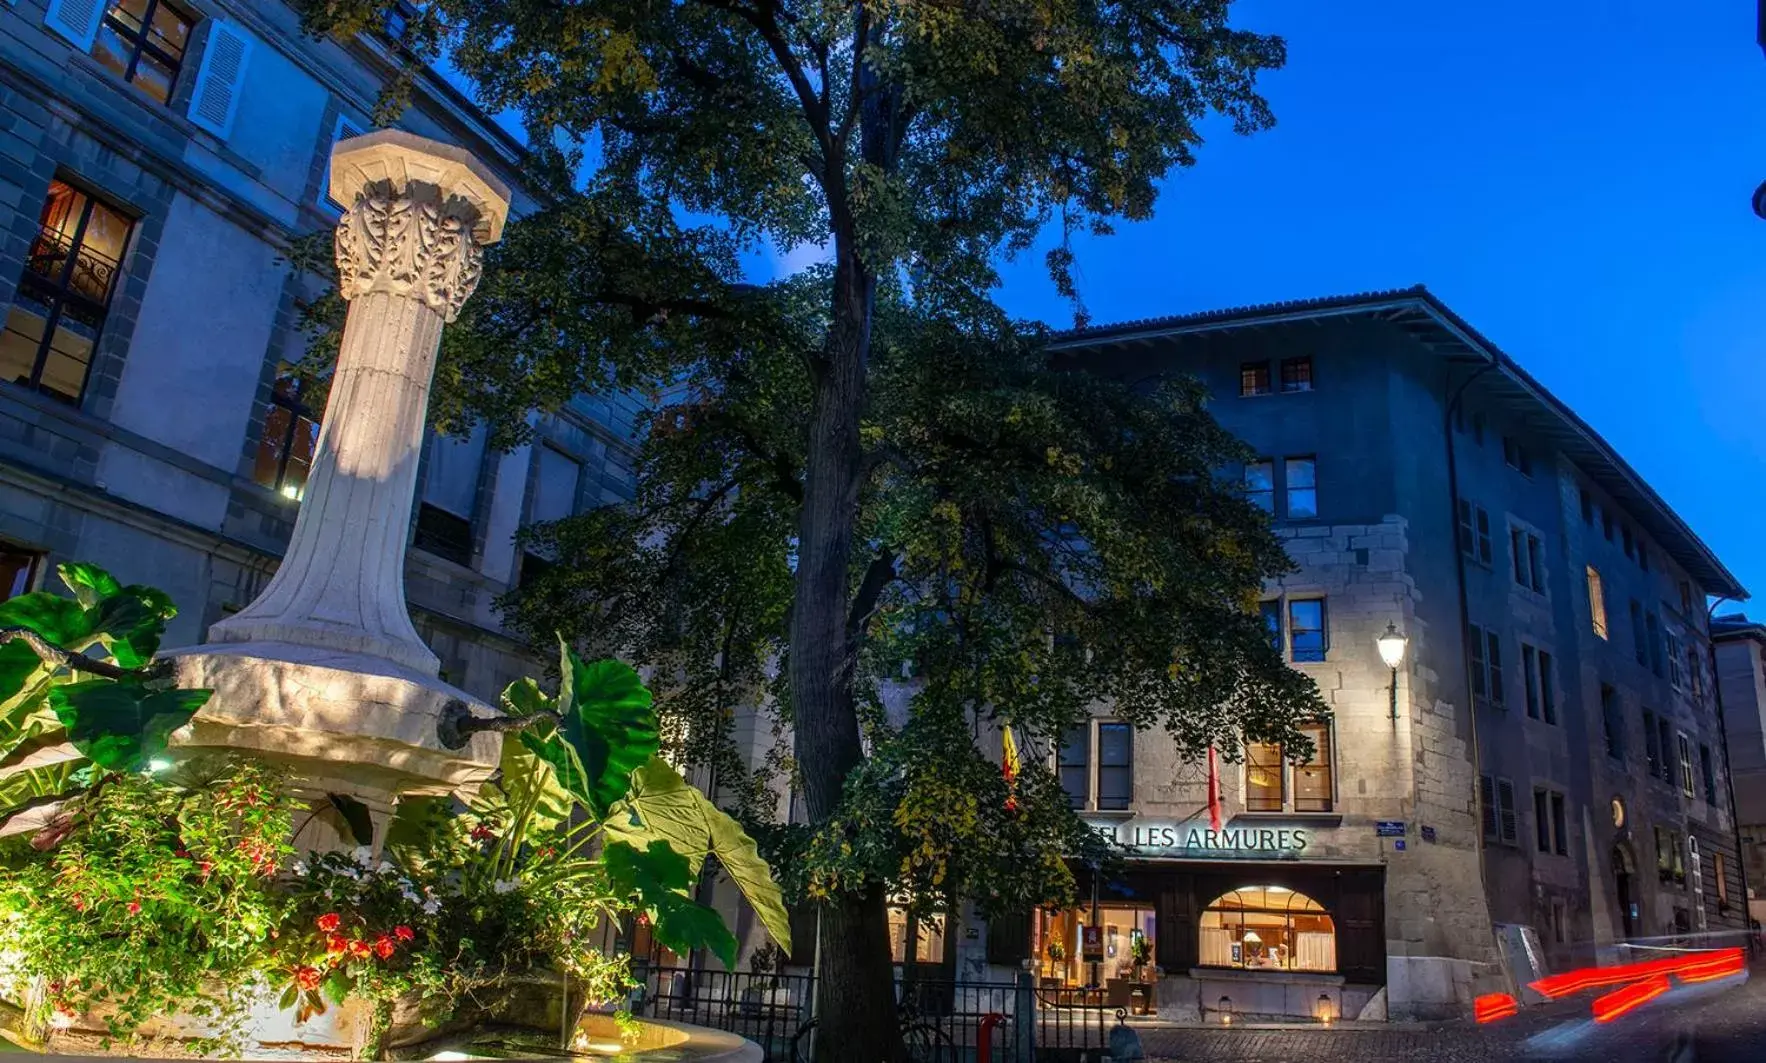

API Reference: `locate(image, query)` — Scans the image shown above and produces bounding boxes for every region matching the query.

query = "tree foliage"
[289,0,1301,1055]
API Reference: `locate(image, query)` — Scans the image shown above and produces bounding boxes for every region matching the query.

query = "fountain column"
[167,131,511,850]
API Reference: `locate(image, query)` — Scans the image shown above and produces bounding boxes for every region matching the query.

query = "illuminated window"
[92,0,194,106]
[1244,741,1284,812]
[1587,566,1607,639]
[1239,362,1271,397]
[1199,886,1335,973]
[252,369,320,500]
[887,907,945,965]
[1279,357,1313,393]
[0,180,132,405]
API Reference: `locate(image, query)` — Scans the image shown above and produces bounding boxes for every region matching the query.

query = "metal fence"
[632,965,1115,1062]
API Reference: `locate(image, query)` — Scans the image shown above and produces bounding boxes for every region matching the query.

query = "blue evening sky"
[989,1,1766,605]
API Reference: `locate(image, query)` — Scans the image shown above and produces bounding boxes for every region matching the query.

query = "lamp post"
[1377,621,1409,721]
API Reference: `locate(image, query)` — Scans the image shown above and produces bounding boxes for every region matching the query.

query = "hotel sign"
[1084,816,1311,860]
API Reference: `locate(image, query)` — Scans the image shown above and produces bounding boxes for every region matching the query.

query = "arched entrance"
[1612,845,1638,939]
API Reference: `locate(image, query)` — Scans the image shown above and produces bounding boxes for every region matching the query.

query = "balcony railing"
[24,225,120,311]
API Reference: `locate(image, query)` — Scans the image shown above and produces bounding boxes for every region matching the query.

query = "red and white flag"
[1206,745,1223,831]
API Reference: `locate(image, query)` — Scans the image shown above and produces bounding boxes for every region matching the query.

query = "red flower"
[469,824,495,842]
[126,900,141,916]
[294,966,322,991]
[326,934,348,955]
[348,939,371,959]
[393,925,414,942]
[316,913,341,933]
[1004,795,1020,814]
[373,935,396,960]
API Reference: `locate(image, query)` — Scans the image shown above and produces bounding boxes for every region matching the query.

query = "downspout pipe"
[1705,597,1755,954]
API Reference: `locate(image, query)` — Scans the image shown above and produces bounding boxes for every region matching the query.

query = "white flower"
[421,898,442,915]
[401,889,421,904]
[292,861,308,877]
[492,879,521,895]
[351,846,374,867]
[377,861,395,875]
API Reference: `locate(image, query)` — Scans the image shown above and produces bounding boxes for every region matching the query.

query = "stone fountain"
[166,130,509,852]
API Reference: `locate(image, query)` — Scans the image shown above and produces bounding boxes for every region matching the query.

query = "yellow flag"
[1002,725,1022,780]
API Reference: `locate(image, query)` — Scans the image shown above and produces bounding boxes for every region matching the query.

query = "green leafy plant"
[0,757,294,1044]
[0,562,207,833]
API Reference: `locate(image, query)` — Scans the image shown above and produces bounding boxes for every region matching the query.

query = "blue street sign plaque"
[1376,821,1406,838]
[1393,839,1407,851]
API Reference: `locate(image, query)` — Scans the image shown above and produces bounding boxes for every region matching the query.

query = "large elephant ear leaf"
[493,728,573,835]
[604,839,738,970]
[500,677,554,719]
[90,585,177,670]
[604,756,792,954]
[553,637,659,818]
[0,593,91,648]
[57,563,121,610]
[46,680,209,771]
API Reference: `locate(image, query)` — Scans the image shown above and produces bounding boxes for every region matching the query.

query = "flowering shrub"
[0,757,294,1042]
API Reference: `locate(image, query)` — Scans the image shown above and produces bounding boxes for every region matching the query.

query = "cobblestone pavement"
[1137,967,1761,1062]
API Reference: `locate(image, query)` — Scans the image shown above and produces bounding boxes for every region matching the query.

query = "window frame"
[1243,720,1335,815]
[1470,624,1504,709]
[1282,455,1317,520]
[1502,436,1532,476]
[1239,361,1271,398]
[1677,733,1695,798]
[1243,460,1274,513]
[1600,684,1624,761]
[1458,500,1493,566]
[252,368,321,501]
[1643,709,1661,777]
[92,0,195,106]
[1059,719,1134,812]
[1095,721,1133,811]
[3,178,134,405]
[1286,597,1328,663]
[0,545,41,602]
[1279,356,1313,393]
[1586,566,1608,639]
[1699,744,1716,805]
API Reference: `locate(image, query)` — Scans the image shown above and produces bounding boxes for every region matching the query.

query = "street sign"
[1421,826,1437,844]
[1376,821,1406,838]
[1081,925,1104,963]
[1393,839,1407,851]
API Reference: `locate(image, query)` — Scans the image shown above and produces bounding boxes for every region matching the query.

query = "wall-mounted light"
[1377,621,1408,720]
[1218,995,1233,1025]
[1317,992,1336,1025]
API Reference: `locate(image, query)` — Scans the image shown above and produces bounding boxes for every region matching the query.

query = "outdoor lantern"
[1376,621,1408,670]
[1219,995,1233,1025]
[1317,992,1336,1024]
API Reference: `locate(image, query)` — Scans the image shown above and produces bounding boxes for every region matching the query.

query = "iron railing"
[632,965,1114,1062]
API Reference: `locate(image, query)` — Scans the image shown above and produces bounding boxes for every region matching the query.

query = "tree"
[292,1,1299,1056]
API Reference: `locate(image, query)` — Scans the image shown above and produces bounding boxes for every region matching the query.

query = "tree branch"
[0,628,134,680]
[846,549,899,641]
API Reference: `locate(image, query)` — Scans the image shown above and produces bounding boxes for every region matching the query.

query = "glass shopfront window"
[887,907,946,965]
[1033,906,1157,987]
[1198,886,1336,973]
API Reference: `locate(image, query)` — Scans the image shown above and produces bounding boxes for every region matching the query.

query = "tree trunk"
[791,253,903,1062]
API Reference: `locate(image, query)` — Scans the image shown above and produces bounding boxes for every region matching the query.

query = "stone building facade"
[1712,616,1766,926]
[0,0,639,701]
[930,287,1746,1022]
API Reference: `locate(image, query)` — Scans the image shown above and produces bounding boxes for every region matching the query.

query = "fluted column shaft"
[206,130,510,676]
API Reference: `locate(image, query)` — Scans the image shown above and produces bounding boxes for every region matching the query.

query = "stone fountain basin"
[18,1013,759,1062]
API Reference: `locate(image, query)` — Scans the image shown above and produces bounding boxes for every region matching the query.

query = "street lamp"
[1218,995,1233,1025]
[1377,621,1408,720]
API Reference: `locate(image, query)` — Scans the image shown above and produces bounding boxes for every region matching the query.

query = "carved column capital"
[328,130,512,322]
[335,187,485,321]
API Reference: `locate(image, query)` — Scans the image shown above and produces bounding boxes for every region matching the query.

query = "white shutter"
[43,0,106,50]
[186,20,253,139]
[318,113,368,209]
